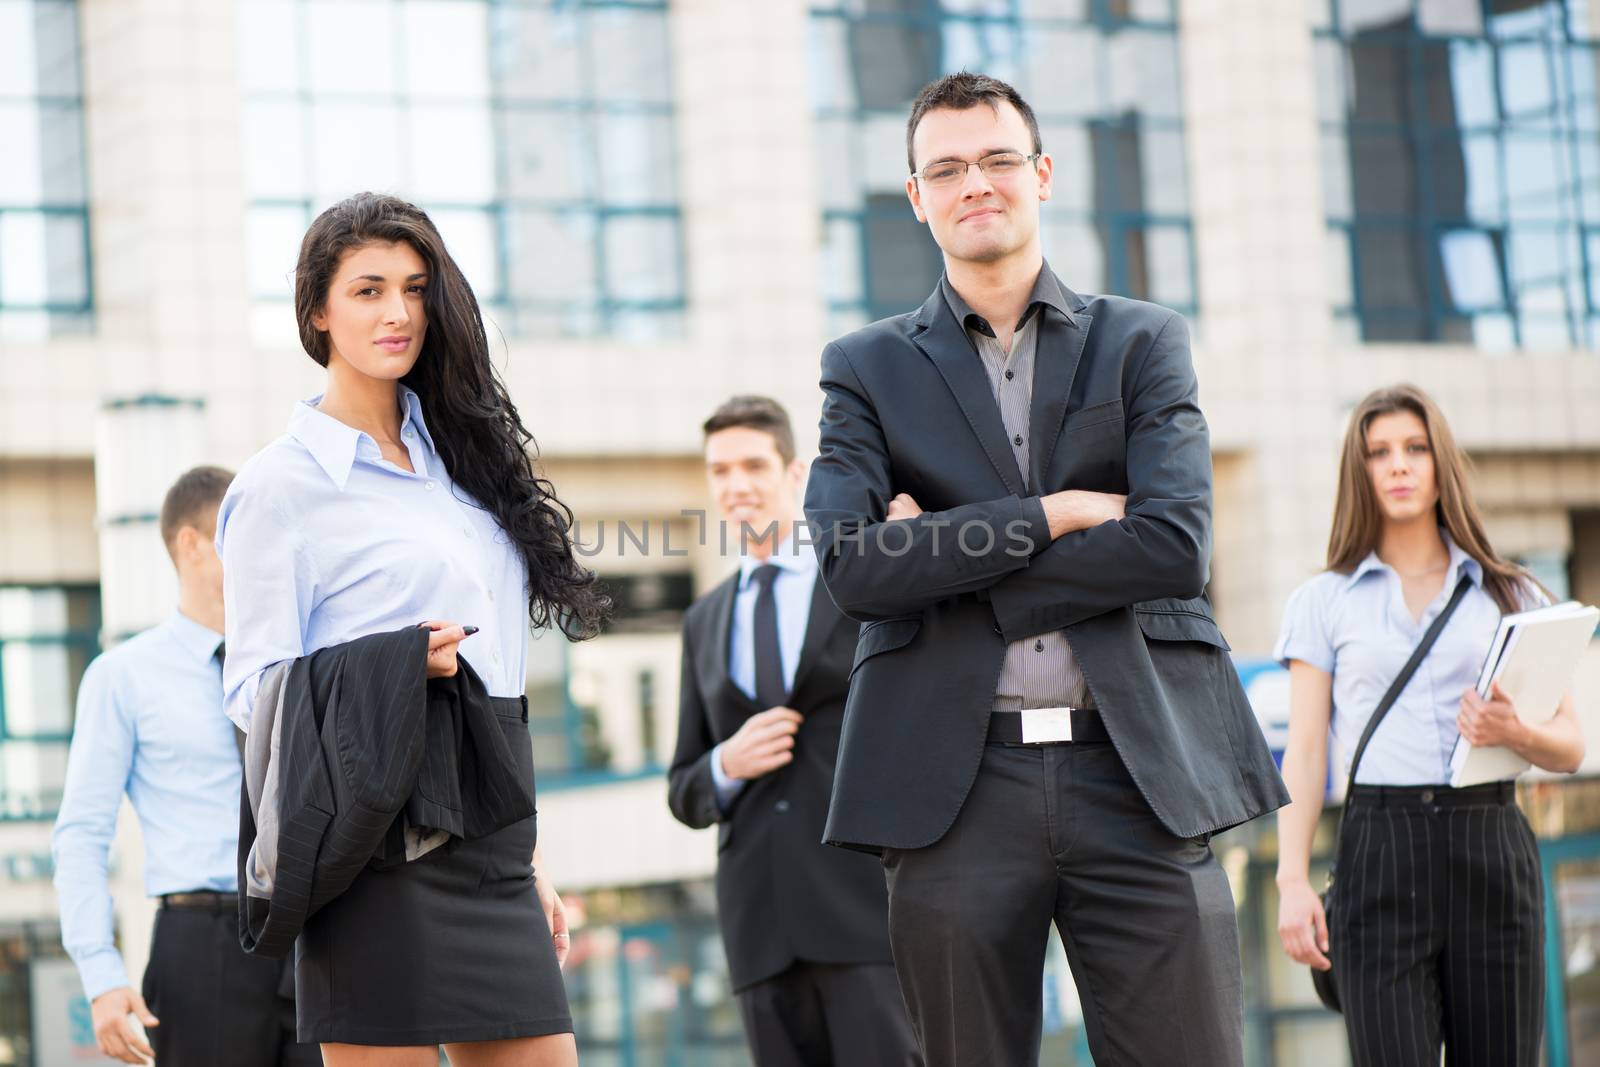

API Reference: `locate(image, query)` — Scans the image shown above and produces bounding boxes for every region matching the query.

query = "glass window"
[0,0,90,339]
[595,113,678,205]
[430,208,500,303]
[237,0,685,341]
[242,101,307,200]
[1437,227,1507,309]
[506,206,599,307]
[522,566,692,783]
[246,204,310,300]
[1419,0,1484,36]
[402,1,491,100]
[561,883,747,1064]
[811,1,1195,324]
[236,0,301,94]
[863,194,945,312]
[500,110,595,202]
[0,211,87,312]
[406,105,497,204]
[603,214,683,303]
[1316,0,1600,349]
[0,586,99,821]
[1553,854,1600,1065]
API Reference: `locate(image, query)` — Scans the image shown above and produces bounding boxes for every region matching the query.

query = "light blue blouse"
[216,388,530,731]
[1274,533,1528,787]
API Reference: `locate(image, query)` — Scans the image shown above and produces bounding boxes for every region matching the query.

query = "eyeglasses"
[913,152,1039,188]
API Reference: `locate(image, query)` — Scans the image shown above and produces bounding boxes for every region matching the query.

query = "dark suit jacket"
[238,628,534,958]
[667,571,894,992]
[803,272,1289,852]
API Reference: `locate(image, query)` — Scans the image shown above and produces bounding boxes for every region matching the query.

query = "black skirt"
[293,696,572,1046]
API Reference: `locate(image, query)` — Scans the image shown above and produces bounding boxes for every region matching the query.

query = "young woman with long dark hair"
[1274,384,1583,1065]
[218,192,608,1066]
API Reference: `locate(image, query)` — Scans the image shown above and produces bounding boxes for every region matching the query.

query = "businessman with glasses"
[804,73,1287,1065]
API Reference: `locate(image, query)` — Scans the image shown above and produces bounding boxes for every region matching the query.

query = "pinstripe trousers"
[1329,782,1544,1067]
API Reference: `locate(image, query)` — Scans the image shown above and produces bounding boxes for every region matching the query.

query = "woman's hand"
[418,621,472,679]
[1276,877,1331,971]
[536,875,571,968]
[1457,682,1529,750]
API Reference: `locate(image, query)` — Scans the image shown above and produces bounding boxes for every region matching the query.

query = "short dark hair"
[905,72,1042,174]
[159,465,234,555]
[702,396,796,465]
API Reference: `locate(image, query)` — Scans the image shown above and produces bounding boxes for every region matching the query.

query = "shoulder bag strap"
[1342,574,1474,796]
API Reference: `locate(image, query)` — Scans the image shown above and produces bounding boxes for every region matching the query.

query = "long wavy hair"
[294,192,609,640]
[1326,384,1536,615]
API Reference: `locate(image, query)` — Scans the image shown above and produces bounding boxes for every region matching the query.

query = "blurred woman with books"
[1272,383,1584,1066]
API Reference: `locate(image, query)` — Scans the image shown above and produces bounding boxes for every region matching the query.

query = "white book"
[1448,601,1599,787]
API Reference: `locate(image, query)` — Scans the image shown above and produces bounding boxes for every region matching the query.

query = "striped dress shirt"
[942,270,1089,710]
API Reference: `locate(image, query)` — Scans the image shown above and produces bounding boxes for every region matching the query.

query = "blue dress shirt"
[710,536,818,807]
[216,388,530,732]
[51,613,239,999]
[1274,531,1535,786]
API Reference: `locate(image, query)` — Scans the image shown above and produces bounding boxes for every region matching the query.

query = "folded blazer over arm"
[237,626,535,959]
[804,280,1288,852]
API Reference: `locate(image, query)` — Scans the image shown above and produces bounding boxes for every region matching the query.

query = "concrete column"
[77,0,268,454]
[668,0,828,453]
[1180,0,1341,651]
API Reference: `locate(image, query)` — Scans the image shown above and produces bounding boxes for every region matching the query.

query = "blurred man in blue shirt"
[51,467,315,1067]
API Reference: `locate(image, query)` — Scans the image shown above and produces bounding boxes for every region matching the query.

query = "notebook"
[1448,601,1599,787]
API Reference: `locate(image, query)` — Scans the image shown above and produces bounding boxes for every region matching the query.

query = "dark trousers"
[736,961,921,1067]
[883,738,1243,1067]
[141,903,319,1067]
[1331,783,1545,1067]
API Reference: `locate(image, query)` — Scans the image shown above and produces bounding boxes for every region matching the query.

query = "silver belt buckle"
[1020,706,1075,744]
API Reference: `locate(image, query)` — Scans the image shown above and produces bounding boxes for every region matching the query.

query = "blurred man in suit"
[668,396,919,1067]
[52,466,314,1066]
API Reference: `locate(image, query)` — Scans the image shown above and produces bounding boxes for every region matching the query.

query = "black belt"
[160,891,237,910]
[1348,780,1515,810]
[986,707,1110,746]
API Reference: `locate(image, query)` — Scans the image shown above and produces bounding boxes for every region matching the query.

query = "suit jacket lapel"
[710,573,760,713]
[910,288,1027,498]
[1027,304,1092,494]
[787,574,844,704]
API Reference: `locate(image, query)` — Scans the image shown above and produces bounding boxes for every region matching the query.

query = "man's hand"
[1458,682,1529,750]
[720,707,804,780]
[90,986,158,1064]
[886,493,923,521]
[1040,490,1126,540]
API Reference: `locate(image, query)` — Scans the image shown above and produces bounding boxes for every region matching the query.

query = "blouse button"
[403,428,413,438]
[425,481,436,491]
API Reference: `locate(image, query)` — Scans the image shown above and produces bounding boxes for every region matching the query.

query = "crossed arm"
[803,313,1212,634]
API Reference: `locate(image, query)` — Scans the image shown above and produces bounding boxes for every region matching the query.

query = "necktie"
[216,643,245,764]
[750,564,787,709]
